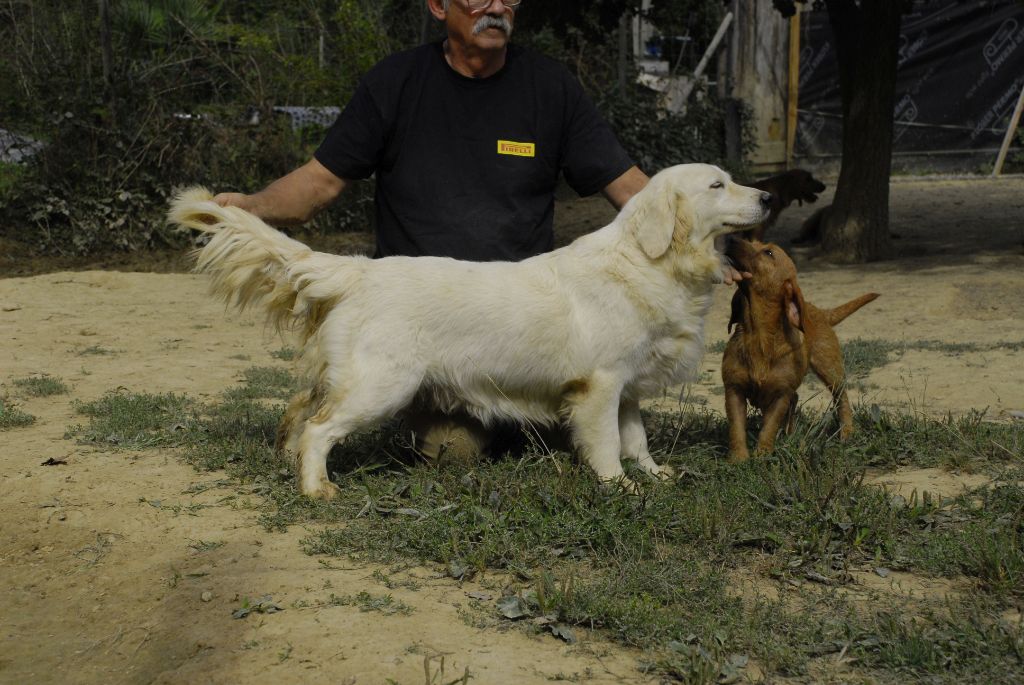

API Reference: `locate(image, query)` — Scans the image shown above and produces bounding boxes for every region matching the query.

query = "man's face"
[443,0,516,52]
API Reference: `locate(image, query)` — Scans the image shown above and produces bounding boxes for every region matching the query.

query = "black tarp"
[796,0,1024,168]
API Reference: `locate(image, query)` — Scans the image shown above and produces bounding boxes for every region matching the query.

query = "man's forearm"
[602,165,650,211]
[215,158,348,226]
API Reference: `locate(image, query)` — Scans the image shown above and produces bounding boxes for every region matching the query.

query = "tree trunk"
[821,0,902,262]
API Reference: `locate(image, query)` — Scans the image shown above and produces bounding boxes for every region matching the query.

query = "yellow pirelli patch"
[497,140,536,157]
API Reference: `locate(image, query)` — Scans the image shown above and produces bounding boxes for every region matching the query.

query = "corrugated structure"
[795,0,1024,173]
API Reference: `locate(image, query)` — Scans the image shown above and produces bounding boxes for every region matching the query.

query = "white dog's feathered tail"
[168,187,357,340]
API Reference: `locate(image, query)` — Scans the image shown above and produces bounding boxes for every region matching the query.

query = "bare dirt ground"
[2,175,1023,684]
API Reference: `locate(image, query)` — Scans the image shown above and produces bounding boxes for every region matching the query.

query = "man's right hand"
[212,192,252,211]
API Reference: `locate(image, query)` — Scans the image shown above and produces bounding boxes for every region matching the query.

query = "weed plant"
[13,374,69,397]
[1,399,35,429]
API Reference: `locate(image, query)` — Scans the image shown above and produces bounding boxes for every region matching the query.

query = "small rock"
[549,623,577,644]
[201,591,213,602]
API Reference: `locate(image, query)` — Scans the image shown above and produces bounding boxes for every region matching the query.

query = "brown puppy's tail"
[826,292,879,327]
[167,187,362,341]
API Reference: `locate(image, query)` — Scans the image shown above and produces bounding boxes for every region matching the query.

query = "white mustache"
[473,15,512,35]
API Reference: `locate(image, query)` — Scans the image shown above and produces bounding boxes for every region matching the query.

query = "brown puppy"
[721,239,878,462]
[744,169,827,242]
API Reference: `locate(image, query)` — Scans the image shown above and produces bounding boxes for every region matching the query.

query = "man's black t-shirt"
[314,41,634,261]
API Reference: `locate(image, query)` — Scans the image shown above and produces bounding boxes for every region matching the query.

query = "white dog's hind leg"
[297,371,422,499]
[567,372,633,491]
[618,399,674,480]
[296,406,350,500]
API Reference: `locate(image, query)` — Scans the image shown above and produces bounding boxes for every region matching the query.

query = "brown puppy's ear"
[631,176,692,259]
[783,280,805,331]
[728,288,747,334]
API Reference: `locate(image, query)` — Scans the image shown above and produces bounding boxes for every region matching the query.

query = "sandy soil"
[1,175,1023,684]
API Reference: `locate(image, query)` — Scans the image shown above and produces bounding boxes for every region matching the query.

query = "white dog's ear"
[630,177,694,259]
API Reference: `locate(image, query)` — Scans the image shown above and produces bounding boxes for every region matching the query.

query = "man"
[214,0,648,252]
[215,0,744,460]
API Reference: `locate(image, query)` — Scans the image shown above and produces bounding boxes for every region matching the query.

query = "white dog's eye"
[710,181,724,189]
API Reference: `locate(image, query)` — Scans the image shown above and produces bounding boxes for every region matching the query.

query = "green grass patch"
[68,390,196,449]
[1,399,35,429]
[222,366,298,402]
[271,346,297,361]
[67,367,1024,683]
[13,374,69,397]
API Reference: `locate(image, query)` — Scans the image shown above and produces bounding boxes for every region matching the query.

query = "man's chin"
[472,33,510,50]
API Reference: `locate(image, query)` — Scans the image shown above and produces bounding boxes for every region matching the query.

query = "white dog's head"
[624,163,770,261]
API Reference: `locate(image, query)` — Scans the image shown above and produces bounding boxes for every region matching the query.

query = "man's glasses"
[465,0,521,12]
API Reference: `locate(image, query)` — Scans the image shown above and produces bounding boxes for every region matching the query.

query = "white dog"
[169,164,770,498]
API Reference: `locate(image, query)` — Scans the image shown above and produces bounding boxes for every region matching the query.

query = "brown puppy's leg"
[725,386,751,462]
[808,326,854,439]
[756,394,795,455]
[784,392,799,435]
[811,359,853,440]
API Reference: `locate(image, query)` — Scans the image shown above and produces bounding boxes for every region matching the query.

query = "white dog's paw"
[600,474,638,495]
[649,463,675,481]
[302,479,341,501]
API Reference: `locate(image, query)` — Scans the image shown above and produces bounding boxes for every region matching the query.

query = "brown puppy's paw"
[728,449,750,464]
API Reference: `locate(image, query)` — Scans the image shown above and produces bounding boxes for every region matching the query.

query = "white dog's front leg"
[619,398,674,480]
[568,372,632,489]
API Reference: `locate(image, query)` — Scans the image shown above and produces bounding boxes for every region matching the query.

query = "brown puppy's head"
[726,238,805,332]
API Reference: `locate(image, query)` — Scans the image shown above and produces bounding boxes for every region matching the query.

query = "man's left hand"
[723,266,751,285]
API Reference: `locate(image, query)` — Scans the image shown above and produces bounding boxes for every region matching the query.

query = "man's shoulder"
[510,44,576,84]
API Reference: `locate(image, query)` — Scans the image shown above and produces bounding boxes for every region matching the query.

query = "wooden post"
[786,11,801,170]
[992,80,1024,177]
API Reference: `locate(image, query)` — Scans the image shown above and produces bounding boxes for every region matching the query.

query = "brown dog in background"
[744,169,827,242]
[721,239,878,462]
[792,204,830,245]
